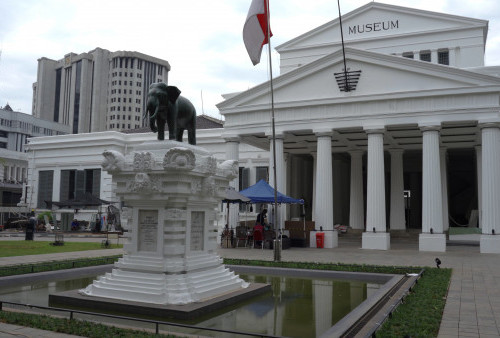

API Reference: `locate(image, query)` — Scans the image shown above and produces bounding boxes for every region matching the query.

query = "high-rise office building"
[32,48,170,133]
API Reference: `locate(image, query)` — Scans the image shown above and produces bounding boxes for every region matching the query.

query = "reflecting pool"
[0,269,383,337]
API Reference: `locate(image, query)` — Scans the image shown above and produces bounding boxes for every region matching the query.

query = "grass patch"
[223,258,423,274]
[0,256,121,277]
[224,258,451,338]
[448,227,482,235]
[0,311,178,337]
[377,268,452,337]
[0,240,122,257]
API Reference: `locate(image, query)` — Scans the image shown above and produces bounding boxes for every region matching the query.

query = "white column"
[440,148,450,231]
[314,280,333,336]
[225,137,240,229]
[419,125,445,252]
[389,149,405,230]
[314,132,337,248]
[362,129,390,250]
[311,152,317,221]
[475,145,482,228]
[480,124,500,253]
[349,150,364,230]
[52,169,61,202]
[269,135,285,230]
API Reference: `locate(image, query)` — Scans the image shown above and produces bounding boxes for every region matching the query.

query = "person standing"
[256,209,267,226]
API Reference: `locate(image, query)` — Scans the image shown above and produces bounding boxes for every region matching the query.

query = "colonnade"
[225,122,500,253]
[1,164,27,184]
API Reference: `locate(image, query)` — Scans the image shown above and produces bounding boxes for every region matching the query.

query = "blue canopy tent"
[239,179,304,204]
[240,180,305,240]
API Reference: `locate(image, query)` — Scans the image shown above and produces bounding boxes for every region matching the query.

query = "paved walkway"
[0,233,498,337]
[217,237,500,338]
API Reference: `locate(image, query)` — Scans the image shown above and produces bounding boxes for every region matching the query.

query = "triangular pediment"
[276,2,487,52]
[217,48,500,110]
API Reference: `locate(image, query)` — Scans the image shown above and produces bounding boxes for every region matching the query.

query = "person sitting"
[71,219,79,231]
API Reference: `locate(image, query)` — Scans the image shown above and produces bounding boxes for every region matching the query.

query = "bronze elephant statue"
[145,83,196,145]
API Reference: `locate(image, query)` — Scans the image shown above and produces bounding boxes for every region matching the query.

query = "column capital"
[363,126,385,134]
[314,131,333,138]
[419,121,441,132]
[267,134,285,140]
[349,149,364,157]
[388,148,404,155]
[223,135,240,143]
[479,122,500,130]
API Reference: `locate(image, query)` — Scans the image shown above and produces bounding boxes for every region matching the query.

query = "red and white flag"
[243,0,272,66]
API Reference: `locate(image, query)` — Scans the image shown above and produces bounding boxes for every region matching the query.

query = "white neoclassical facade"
[217,2,500,252]
[24,117,269,231]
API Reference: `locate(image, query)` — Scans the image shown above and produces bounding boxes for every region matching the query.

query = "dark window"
[402,52,414,59]
[54,68,61,122]
[256,166,269,182]
[239,167,250,211]
[72,61,82,134]
[60,169,101,201]
[438,50,449,65]
[37,170,54,208]
[239,168,249,191]
[255,166,269,213]
[420,51,431,62]
[0,130,7,137]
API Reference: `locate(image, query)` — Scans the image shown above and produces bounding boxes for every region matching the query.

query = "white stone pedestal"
[362,232,390,250]
[309,231,338,248]
[419,233,446,252]
[480,235,500,253]
[80,141,248,305]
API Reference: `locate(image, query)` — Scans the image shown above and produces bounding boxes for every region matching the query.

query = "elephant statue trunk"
[145,83,197,145]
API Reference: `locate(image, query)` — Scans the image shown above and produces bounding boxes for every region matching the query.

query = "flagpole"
[265,0,280,261]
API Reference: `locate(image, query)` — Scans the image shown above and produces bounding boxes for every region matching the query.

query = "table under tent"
[239,179,305,249]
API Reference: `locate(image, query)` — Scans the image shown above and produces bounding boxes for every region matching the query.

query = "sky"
[0,0,499,119]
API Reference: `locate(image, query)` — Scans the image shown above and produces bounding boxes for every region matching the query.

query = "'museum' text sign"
[349,20,399,34]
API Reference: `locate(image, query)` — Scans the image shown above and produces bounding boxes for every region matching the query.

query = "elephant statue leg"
[187,120,196,145]
[157,119,166,141]
[166,104,176,141]
[176,127,185,142]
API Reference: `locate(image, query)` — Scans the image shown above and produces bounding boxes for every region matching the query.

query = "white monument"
[80,141,249,305]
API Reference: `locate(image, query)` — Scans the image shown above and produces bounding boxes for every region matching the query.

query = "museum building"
[217,2,500,253]
[24,2,500,253]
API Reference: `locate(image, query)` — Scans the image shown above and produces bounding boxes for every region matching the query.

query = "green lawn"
[0,240,122,257]
[448,227,482,235]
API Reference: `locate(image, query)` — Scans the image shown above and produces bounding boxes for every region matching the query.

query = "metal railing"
[0,300,282,338]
